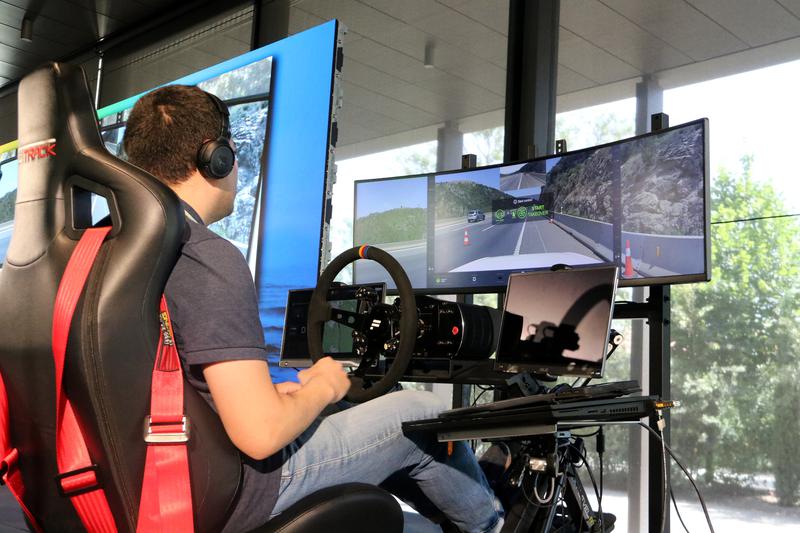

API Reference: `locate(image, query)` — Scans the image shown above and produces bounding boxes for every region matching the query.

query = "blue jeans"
[270,390,503,533]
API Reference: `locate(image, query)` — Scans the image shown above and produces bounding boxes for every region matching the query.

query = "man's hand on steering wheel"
[297,357,351,404]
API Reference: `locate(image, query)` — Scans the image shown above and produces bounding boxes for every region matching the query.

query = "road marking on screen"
[513,220,527,255]
[534,221,547,252]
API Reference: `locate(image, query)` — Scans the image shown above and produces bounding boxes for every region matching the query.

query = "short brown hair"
[122,85,222,184]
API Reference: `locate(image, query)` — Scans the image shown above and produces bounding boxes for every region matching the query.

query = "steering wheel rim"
[307,245,417,403]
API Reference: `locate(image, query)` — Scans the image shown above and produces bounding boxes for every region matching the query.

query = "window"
[556,98,637,151]
[665,60,800,529]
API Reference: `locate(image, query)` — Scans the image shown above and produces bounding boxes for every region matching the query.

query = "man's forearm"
[254,378,335,458]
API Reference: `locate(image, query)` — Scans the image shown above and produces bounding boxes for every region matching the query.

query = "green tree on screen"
[0,189,15,223]
[671,156,800,503]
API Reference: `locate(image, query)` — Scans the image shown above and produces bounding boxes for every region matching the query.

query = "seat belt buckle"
[143,415,190,444]
[55,464,101,497]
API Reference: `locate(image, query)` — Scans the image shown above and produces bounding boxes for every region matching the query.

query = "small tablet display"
[279,283,385,368]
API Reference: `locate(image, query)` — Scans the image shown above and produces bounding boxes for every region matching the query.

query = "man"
[122,85,503,533]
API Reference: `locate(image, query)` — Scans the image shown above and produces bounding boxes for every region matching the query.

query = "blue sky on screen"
[0,161,17,197]
[355,176,427,218]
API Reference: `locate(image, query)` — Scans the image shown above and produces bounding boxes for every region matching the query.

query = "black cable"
[580,342,622,387]
[599,456,603,503]
[471,387,492,406]
[670,485,691,533]
[638,423,716,533]
[572,445,603,533]
[711,212,800,224]
[597,428,604,510]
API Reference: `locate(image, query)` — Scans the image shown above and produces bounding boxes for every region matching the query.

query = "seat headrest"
[11,63,105,264]
[9,62,183,266]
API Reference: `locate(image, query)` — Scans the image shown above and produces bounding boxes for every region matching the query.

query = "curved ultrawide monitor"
[353,119,709,292]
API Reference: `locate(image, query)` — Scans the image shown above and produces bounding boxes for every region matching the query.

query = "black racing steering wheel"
[307,245,418,403]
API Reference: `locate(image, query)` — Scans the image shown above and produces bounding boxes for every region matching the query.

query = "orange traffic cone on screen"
[464,230,470,246]
[624,239,634,278]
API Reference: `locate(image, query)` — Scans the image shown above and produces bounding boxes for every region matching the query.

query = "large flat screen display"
[0,55,274,264]
[353,119,709,291]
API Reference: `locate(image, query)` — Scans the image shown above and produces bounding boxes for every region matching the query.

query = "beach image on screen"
[433,163,605,278]
[353,176,428,289]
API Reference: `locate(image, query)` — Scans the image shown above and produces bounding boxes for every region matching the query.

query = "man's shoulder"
[183,223,246,263]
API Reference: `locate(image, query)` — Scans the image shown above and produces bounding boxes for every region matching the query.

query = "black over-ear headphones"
[197,91,236,179]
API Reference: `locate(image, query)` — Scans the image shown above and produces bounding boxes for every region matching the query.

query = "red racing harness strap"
[135,296,194,532]
[50,226,193,531]
[0,373,43,533]
[0,226,194,531]
[52,226,117,531]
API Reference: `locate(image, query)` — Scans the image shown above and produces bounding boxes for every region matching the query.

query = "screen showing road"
[353,119,708,292]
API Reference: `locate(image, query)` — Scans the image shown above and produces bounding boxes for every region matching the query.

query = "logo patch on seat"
[159,311,174,346]
[19,138,56,164]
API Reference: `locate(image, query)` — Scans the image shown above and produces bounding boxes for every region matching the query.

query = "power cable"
[638,423,716,533]
[572,445,604,533]
[670,485,692,533]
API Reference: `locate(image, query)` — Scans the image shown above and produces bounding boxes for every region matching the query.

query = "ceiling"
[287,0,800,157]
[2,1,800,155]
[0,0,189,89]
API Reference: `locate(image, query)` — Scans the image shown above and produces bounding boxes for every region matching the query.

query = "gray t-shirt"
[165,202,280,532]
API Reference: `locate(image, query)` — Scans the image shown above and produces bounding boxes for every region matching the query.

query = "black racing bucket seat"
[0,63,402,532]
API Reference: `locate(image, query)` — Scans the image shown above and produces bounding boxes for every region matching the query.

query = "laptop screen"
[494,265,619,378]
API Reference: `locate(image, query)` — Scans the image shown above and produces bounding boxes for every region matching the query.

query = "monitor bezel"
[493,265,620,379]
[351,118,710,294]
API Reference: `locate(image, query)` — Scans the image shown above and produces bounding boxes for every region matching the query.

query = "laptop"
[403,395,660,441]
[440,379,641,418]
[493,265,619,378]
